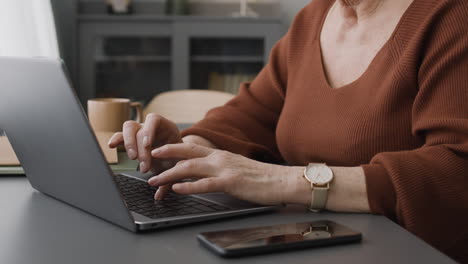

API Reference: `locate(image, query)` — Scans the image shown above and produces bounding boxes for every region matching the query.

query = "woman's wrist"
[281,166,311,205]
[281,165,371,213]
[326,166,370,213]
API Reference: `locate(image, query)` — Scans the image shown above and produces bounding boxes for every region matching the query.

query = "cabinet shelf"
[95,55,171,63]
[191,55,264,63]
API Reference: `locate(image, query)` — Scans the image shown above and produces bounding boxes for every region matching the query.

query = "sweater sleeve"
[361,1,468,260]
[180,29,291,163]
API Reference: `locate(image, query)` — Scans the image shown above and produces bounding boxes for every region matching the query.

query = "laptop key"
[185,207,203,214]
[173,204,189,210]
[175,209,191,215]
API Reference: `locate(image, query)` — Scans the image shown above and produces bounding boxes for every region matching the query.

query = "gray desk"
[0,177,454,264]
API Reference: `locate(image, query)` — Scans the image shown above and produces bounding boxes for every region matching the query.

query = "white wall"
[280,0,311,24]
[197,0,311,24]
[99,0,310,25]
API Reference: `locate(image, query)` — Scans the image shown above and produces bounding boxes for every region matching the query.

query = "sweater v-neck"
[316,0,418,91]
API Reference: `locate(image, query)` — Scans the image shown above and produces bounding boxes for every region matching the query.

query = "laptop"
[0,57,280,232]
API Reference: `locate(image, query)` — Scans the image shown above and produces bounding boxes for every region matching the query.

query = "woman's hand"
[108,114,182,199]
[148,143,306,204]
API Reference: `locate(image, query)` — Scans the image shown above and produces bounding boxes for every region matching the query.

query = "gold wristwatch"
[303,163,334,212]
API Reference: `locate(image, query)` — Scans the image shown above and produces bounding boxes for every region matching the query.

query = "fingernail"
[155,189,162,200]
[107,139,113,147]
[172,184,181,192]
[140,161,147,172]
[151,148,161,156]
[127,149,137,160]
[143,136,149,147]
[148,177,158,185]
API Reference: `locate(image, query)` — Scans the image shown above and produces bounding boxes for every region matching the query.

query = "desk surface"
[0,177,454,264]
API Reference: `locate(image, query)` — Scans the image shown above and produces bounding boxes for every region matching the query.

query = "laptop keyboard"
[114,174,230,219]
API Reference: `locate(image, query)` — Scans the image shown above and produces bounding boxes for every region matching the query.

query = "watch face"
[306,164,333,185]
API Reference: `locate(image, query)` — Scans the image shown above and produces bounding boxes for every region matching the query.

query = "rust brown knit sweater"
[182,0,468,261]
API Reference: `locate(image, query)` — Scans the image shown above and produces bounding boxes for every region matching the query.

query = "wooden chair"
[143,90,235,124]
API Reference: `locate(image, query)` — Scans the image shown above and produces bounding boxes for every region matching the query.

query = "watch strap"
[309,185,329,212]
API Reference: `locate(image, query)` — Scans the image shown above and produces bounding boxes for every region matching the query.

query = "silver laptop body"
[0,57,279,232]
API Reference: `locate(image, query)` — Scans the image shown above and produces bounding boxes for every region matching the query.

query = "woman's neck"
[337,0,385,25]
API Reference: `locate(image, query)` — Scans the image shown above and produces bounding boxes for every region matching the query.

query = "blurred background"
[0,0,309,109]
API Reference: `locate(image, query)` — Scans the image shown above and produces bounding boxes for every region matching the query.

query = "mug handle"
[130,102,143,123]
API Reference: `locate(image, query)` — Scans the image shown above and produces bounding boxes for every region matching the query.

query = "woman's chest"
[275,45,422,166]
[320,30,390,89]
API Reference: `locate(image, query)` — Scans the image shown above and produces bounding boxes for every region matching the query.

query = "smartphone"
[197,220,362,257]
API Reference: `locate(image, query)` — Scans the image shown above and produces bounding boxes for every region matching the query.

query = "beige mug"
[88,98,143,132]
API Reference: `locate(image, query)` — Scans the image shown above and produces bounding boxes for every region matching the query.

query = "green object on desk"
[0,152,138,175]
[111,152,139,172]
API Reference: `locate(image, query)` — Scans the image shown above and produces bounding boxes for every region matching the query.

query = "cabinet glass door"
[190,38,264,94]
[94,37,172,104]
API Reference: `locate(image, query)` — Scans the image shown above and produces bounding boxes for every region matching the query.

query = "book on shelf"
[208,72,257,94]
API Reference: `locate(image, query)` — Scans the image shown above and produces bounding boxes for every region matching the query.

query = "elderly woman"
[109,0,468,261]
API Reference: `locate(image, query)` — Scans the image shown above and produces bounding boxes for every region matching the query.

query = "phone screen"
[199,220,361,254]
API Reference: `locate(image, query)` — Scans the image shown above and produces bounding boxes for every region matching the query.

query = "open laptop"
[0,57,280,232]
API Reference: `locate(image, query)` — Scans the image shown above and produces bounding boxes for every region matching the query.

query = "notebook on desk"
[0,136,17,166]
[0,132,119,166]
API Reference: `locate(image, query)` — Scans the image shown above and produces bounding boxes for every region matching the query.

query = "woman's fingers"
[148,158,214,186]
[172,178,224,195]
[137,115,161,173]
[139,114,160,148]
[122,121,141,160]
[154,184,172,200]
[152,143,214,160]
[111,115,187,174]
[108,132,123,148]
[137,114,182,173]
